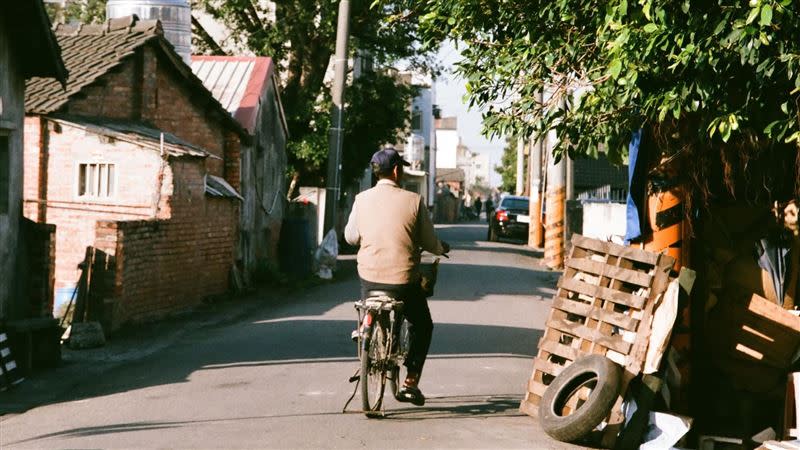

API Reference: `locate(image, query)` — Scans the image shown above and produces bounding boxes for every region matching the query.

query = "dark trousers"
[360,278,433,376]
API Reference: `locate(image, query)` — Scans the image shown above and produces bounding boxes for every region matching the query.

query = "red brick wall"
[95,159,237,327]
[23,41,243,327]
[141,47,227,176]
[23,119,168,292]
[63,58,140,120]
[58,46,237,179]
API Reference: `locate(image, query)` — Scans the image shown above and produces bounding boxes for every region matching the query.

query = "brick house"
[0,0,66,323]
[191,56,289,285]
[23,16,249,329]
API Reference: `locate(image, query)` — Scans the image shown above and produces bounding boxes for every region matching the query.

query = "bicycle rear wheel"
[361,320,388,416]
[388,320,410,400]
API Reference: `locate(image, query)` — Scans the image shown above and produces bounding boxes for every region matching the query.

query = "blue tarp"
[625,129,649,243]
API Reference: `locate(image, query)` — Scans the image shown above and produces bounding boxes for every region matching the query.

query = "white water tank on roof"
[106,0,191,63]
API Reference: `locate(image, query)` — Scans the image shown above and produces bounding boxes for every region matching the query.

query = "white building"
[435,116,459,169]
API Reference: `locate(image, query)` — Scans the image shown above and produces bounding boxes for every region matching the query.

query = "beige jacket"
[344,179,445,285]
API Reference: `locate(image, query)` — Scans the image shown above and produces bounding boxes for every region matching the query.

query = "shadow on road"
[1,220,553,435]
[384,394,526,420]
[6,394,527,446]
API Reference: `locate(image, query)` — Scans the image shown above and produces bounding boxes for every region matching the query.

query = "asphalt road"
[1,223,581,449]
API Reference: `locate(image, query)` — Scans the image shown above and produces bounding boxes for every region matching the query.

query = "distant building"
[391,71,438,206]
[435,117,458,169]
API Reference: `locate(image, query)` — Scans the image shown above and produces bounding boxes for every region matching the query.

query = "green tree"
[495,137,520,194]
[396,0,800,199]
[195,0,436,185]
[45,0,106,24]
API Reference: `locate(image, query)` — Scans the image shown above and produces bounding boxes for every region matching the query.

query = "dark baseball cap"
[371,147,411,171]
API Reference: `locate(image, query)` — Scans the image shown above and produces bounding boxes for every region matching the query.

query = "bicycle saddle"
[365,290,397,299]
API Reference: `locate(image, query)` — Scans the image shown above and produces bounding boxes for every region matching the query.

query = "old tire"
[539,354,622,443]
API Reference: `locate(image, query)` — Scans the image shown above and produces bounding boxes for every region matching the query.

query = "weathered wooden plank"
[553,297,640,331]
[519,398,540,418]
[538,335,579,361]
[566,257,653,287]
[533,357,567,377]
[571,234,661,265]
[546,318,633,355]
[560,277,647,309]
[746,294,800,331]
[528,379,548,397]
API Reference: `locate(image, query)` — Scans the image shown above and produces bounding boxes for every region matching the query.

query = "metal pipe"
[516,137,525,195]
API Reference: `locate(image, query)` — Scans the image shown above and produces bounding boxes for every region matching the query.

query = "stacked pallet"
[521,234,675,446]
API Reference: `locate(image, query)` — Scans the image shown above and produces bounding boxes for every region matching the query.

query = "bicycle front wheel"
[361,320,388,416]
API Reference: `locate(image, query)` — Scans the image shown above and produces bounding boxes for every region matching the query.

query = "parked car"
[487,195,530,242]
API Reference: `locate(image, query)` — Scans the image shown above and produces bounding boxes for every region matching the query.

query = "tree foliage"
[408,0,800,174]
[46,0,107,24]
[496,136,520,193]
[196,0,436,185]
[288,71,418,185]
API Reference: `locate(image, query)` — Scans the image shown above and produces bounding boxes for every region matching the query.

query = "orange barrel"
[643,184,692,413]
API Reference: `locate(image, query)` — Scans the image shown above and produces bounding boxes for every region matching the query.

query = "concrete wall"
[569,201,627,242]
[0,25,27,321]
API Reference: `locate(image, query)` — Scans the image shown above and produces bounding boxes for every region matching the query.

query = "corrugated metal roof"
[205,174,243,200]
[49,116,212,159]
[190,58,255,116]
[191,56,280,135]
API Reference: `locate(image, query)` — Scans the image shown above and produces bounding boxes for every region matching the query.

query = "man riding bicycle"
[344,147,450,407]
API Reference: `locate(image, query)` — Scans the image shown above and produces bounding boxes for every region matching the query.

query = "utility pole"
[323,0,351,235]
[528,108,544,248]
[544,93,566,269]
[515,137,525,195]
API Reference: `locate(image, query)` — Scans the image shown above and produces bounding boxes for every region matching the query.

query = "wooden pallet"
[521,234,675,447]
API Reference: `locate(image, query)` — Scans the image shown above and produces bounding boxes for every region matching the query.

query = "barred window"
[78,163,115,198]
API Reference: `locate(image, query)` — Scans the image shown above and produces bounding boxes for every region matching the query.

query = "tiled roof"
[50,116,213,159]
[26,16,161,114]
[25,16,249,141]
[191,56,283,136]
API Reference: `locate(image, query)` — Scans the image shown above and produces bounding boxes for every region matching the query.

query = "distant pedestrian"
[485,197,494,223]
[474,197,483,219]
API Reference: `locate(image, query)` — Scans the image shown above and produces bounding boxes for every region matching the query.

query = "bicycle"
[347,255,442,417]
[353,292,410,417]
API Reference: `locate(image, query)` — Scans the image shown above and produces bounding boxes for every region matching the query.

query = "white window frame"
[75,162,117,200]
